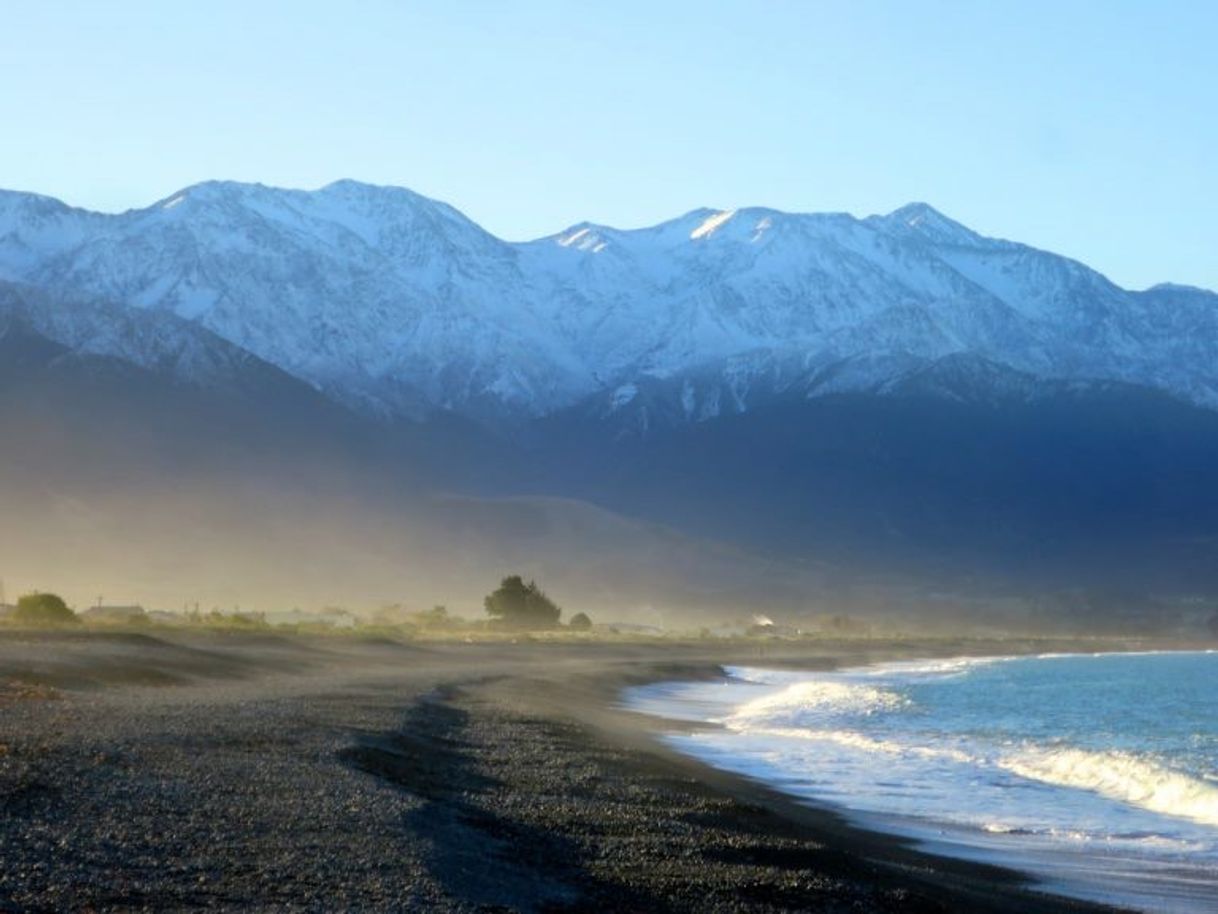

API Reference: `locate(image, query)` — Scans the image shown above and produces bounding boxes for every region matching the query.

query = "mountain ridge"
[2,180,1215,427]
[4,181,1218,619]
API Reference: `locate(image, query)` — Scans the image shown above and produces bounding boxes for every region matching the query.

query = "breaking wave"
[1001,746,1218,827]
[722,679,906,729]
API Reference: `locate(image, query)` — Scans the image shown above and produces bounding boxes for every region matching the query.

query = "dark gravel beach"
[0,632,1132,912]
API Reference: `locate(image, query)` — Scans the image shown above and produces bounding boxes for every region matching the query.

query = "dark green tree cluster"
[14,592,77,626]
[484,575,561,630]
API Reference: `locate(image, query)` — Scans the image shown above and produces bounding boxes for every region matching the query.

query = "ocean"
[625,651,1218,913]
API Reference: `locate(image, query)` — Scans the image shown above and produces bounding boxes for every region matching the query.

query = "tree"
[568,612,592,631]
[14,592,77,626]
[484,575,561,630]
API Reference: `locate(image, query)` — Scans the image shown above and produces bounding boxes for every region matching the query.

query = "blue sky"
[2,1,1215,290]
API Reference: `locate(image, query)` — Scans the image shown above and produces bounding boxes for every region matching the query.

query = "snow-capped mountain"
[1,180,1216,425]
[7,180,1218,611]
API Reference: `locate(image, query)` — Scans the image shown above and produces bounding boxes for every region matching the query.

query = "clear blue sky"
[2,1,1215,290]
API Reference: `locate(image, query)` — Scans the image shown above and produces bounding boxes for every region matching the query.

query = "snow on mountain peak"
[872,202,983,247]
[750,215,774,243]
[690,209,737,240]
[0,190,104,281]
[558,227,591,247]
[0,181,1215,424]
[555,225,610,253]
[891,201,944,224]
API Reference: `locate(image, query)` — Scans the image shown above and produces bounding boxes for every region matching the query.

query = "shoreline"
[0,631,1163,911]
[509,645,1132,913]
[622,650,1217,914]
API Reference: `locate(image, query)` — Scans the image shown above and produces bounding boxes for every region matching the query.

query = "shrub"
[568,612,592,631]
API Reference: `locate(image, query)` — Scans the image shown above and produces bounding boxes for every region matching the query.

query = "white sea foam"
[722,665,810,684]
[731,725,978,766]
[726,656,1009,686]
[1001,746,1218,827]
[722,679,906,730]
[853,655,1008,678]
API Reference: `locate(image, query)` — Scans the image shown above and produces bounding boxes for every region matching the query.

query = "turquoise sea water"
[627,652,1218,913]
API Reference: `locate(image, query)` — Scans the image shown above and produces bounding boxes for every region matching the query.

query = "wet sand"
[0,631,1138,912]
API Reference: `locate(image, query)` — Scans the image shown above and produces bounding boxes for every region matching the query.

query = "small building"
[82,604,147,624]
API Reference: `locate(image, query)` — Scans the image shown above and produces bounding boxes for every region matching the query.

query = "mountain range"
[2,181,1217,628]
